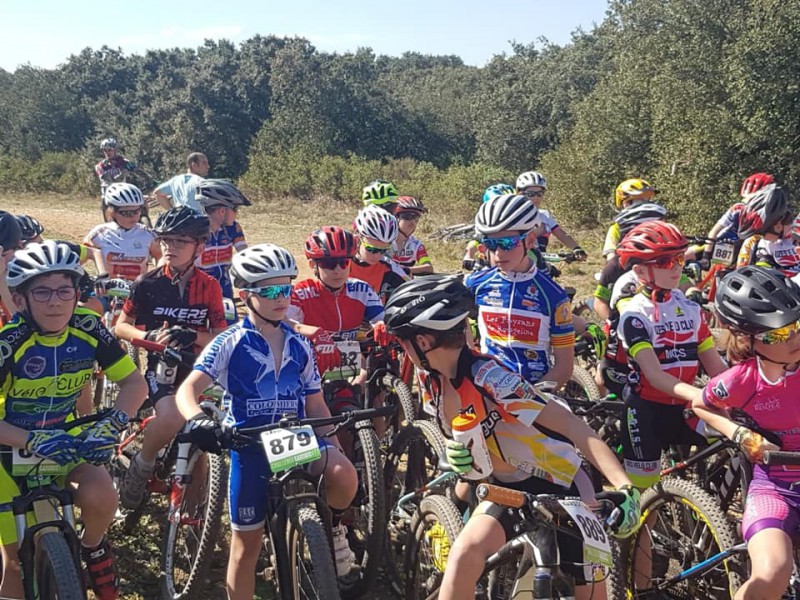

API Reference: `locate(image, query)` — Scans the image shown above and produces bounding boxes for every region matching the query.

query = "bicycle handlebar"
[762,451,800,466]
[130,337,196,366]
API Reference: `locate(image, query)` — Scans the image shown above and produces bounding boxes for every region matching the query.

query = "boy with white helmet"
[392,196,434,275]
[0,241,147,600]
[84,182,161,294]
[176,244,358,596]
[466,194,575,387]
[516,170,586,260]
[350,204,409,303]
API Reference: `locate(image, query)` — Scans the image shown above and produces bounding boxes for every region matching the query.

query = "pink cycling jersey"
[703,358,800,483]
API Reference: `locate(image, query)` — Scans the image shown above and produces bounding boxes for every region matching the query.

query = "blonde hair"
[723,329,754,365]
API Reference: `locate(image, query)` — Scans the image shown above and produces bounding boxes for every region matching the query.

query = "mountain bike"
[181,405,396,600]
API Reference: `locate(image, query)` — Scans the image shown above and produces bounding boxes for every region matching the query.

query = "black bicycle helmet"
[153,207,211,241]
[614,202,667,238]
[714,266,800,335]
[738,184,791,239]
[195,179,252,210]
[384,275,476,337]
[15,215,45,242]
[0,211,23,250]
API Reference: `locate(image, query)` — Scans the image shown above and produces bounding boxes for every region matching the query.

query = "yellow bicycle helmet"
[614,178,659,209]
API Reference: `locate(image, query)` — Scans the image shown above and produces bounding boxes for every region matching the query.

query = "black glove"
[163,326,198,348]
[462,258,476,271]
[186,414,223,454]
[547,264,561,279]
[572,247,588,261]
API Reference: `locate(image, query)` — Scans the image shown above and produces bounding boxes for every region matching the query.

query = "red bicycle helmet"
[740,172,775,197]
[304,226,357,260]
[738,184,790,239]
[395,196,426,214]
[616,221,689,269]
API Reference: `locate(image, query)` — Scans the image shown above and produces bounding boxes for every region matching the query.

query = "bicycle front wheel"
[160,451,227,599]
[288,505,341,600]
[565,365,601,401]
[622,477,744,599]
[34,531,85,600]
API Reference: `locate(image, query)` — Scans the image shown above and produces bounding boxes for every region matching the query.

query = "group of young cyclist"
[0,135,797,600]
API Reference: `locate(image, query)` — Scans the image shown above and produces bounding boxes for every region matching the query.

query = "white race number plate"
[711,242,736,267]
[558,498,613,568]
[260,425,321,472]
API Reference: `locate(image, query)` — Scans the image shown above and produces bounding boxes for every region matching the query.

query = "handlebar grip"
[131,338,166,353]
[475,483,526,508]
[762,451,800,466]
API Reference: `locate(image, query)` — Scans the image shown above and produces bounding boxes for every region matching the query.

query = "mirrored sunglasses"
[244,284,294,300]
[316,258,351,270]
[115,207,142,218]
[396,211,421,221]
[363,244,390,254]
[754,321,800,345]
[481,234,526,252]
[648,254,685,270]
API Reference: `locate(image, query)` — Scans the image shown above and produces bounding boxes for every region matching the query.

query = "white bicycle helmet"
[516,171,547,190]
[230,243,298,287]
[195,179,252,210]
[475,194,539,235]
[7,240,84,290]
[100,138,118,150]
[104,182,145,208]
[354,204,399,243]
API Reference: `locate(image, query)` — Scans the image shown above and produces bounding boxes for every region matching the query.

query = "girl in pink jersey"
[692,266,800,600]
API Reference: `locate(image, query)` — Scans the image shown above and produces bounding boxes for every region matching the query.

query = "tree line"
[1,0,798,232]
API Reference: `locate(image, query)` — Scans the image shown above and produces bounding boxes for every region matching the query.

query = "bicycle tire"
[383,373,418,426]
[384,421,449,597]
[160,451,227,600]
[621,477,744,599]
[288,504,342,600]
[573,297,601,324]
[565,366,601,401]
[404,494,463,600]
[339,423,386,598]
[34,531,85,600]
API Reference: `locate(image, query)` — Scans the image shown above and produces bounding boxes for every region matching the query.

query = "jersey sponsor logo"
[238,506,256,523]
[293,285,320,301]
[152,306,209,323]
[629,317,645,329]
[0,341,13,366]
[10,372,92,398]
[246,398,297,418]
[554,302,572,326]
[244,346,274,383]
[674,306,684,317]
[654,320,695,334]
[59,358,95,373]
[73,313,99,333]
[65,346,78,353]
[711,380,729,399]
[482,311,542,345]
[752,397,781,412]
[22,356,46,378]
[480,409,502,438]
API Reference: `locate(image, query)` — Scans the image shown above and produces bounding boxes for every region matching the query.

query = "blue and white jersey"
[464,263,574,383]
[194,317,321,428]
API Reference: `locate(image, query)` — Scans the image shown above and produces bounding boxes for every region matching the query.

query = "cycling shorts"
[480,476,590,585]
[598,358,628,397]
[228,441,334,531]
[0,451,85,545]
[621,388,706,488]
[742,466,800,541]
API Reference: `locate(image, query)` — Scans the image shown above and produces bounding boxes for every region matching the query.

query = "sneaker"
[119,452,153,510]
[331,523,355,577]
[81,537,120,600]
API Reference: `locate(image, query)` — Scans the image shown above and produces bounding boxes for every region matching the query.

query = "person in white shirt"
[153,152,210,211]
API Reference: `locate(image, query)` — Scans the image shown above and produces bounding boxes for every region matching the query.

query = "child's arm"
[631,346,702,404]
[176,370,215,420]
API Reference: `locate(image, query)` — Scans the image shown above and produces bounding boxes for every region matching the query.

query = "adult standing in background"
[152,152,210,212]
[95,138,139,222]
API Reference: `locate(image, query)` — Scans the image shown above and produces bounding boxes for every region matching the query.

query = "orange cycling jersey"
[419,348,582,488]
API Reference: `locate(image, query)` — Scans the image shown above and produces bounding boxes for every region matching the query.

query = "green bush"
[0,152,96,196]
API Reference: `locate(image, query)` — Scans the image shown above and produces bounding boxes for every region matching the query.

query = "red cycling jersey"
[287,278,384,339]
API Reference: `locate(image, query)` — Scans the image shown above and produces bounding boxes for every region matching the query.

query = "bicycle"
[181,405,396,600]
[4,411,109,600]
[116,338,227,600]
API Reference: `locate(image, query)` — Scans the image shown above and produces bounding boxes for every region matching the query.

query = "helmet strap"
[313,265,345,294]
[246,297,283,329]
[408,334,437,373]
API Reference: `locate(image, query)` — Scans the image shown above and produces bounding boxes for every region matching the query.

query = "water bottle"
[451,410,494,480]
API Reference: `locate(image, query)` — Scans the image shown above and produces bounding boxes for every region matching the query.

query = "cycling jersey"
[391,235,431,270]
[534,209,560,251]
[618,290,714,405]
[84,222,155,281]
[223,221,247,251]
[196,227,238,301]
[194,318,322,530]
[287,278,383,339]
[703,358,800,483]
[593,255,626,303]
[348,257,408,304]
[737,235,800,277]
[465,263,574,383]
[602,222,622,259]
[0,308,135,429]
[122,265,226,394]
[418,348,582,487]
[713,202,745,242]
[154,174,205,211]
[95,156,137,197]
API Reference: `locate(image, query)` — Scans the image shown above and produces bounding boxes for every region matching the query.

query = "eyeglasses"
[363,243,390,255]
[648,254,685,269]
[244,284,294,300]
[316,258,351,271]
[522,190,545,198]
[397,212,421,221]
[29,286,77,303]
[480,234,526,252]
[157,237,196,248]
[754,321,800,345]
[115,207,141,218]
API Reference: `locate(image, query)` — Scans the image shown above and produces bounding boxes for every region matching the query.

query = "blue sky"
[1,0,609,72]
